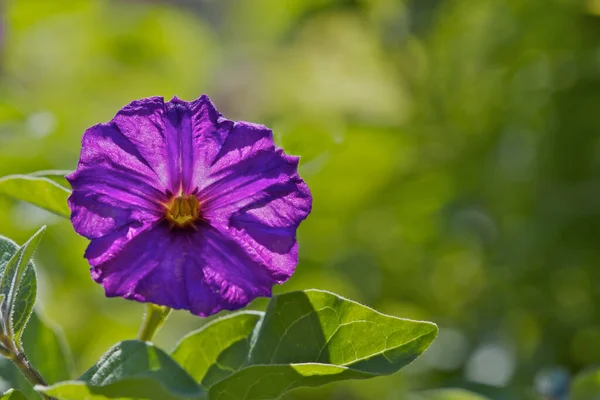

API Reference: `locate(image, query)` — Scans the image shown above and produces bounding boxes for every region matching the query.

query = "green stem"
[0,335,52,399]
[137,304,172,342]
[9,351,47,386]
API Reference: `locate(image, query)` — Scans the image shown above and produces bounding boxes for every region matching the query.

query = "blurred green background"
[0,0,599,398]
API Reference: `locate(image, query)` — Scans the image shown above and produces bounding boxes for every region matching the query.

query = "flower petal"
[185,224,276,316]
[89,224,192,310]
[227,179,312,279]
[112,96,233,194]
[89,223,281,316]
[84,220,153,267]
[181,95,233,192]
[67,122,167,239]
[198,122,301,214]
[198,121,312,280]
[111,96,180,193]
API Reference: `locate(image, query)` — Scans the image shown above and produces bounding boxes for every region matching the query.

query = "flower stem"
[137,304,171,342]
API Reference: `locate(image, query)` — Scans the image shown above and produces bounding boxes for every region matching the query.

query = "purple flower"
[66,96,312,316]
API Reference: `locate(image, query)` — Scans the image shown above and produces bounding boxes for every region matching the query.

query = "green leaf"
[37,340,205,400]
[0,227,45,347]
[27,170,72,187]
[0,389,28,400]
[413,389,491,400]
[172,311,263,388]
[205,289,438,399]
[0,175,70,218]
[10,266,36,351]
[38,381,202,400]
[22,312,73,383]
[0,311,72,397]
[571,368,600,400]
[0,358,37,399]
[209,363,369,400]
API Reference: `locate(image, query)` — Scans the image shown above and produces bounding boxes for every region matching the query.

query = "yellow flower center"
[164,194,201,229]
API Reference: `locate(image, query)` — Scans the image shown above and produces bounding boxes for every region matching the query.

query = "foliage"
[40,341,205,400]
[0,0,598,399]
[0,390,28,400]
[0,223,437,399]
[0,227,45,351]
[174,291,437,399]
[571,368,600,400]
[0,176,70,218]
[411,389,491,400]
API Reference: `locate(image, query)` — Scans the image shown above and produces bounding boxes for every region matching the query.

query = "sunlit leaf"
[172,311,263,388]
[0,175,70,218]
[23,312,73,383]
[37,340,205,400]
[28,170,72,187]
[194,290,437,399]
[0,358,36,398]
[0,227,45,348]
[0,311,72,397]
[0,389,28,400]
[413,389,491,399]
[9,266,36,351]
[571,368,600,400]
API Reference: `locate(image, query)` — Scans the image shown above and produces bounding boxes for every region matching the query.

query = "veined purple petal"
[91,224,278,316]
[226,178,312,279]
[67,123,167,239]
[111,97,180,193]
[198,121,312,280]
[186,224,276,315]
[110,96,232,194]
[199,122,299,214]
[183,95,234,190]
[90,225,192,310]
[84,220,154,266]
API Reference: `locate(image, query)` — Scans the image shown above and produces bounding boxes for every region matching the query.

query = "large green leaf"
[176,290,437,399]
[0,389,28,400]
[571,368,600,400]
[0,358,37,399]
[0,175,70,218]
[23,312,73,383]
[0,227,45,348]
[412,389,491,400]
[172,311,263,388]
[37,340,205,400]
[28,170,72,188]
[209,363,369,400]
[0,311,72,397]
